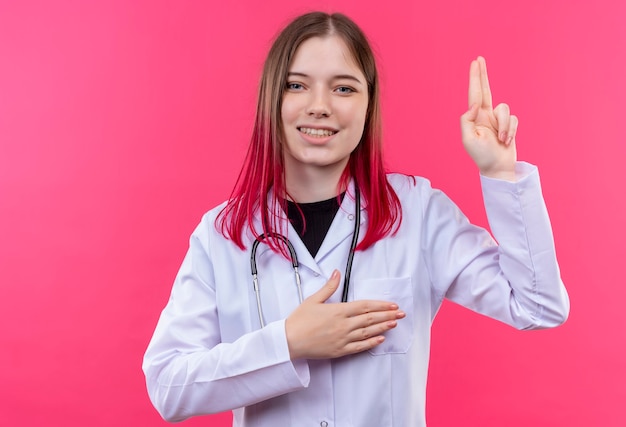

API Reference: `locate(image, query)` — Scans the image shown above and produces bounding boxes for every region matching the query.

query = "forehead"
[288,36,364,79]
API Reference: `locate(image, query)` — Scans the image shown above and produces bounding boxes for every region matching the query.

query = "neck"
[285,162,348,203]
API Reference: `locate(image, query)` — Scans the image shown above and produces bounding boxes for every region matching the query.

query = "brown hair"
[218,12,401,253]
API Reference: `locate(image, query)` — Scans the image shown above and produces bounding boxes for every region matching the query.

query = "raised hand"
[285,270,405,360]
[460,56,518,181]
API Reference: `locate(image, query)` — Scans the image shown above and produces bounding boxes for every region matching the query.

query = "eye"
[335,86,355,94]
[286,82,304,90]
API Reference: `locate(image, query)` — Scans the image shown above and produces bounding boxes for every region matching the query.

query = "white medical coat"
[143,162,569,426]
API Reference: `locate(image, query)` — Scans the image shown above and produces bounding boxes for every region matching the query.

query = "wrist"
[285,317,303,360]
[479,168,517,182]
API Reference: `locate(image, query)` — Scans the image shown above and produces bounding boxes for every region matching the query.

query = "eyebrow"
[287,72,364,85]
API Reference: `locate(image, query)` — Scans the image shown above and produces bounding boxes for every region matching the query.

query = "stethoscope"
[250,188,361,328]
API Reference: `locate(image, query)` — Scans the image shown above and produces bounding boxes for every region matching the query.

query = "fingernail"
[396,311,406,319]
[506,135,514,145]
[500,131,507,142]
[387,320,397,328]
[331,270,339,280]
[389,303,398,310]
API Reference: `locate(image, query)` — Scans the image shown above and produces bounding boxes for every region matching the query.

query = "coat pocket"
[353,276,414,355]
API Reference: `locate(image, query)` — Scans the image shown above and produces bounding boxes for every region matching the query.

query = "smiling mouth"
[298,127,337,137]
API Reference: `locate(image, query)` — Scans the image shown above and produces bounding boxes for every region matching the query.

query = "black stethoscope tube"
[341,188,360,303]
[250,187,361,327]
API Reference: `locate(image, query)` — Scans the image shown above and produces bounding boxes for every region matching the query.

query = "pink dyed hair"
[217,12,402,254]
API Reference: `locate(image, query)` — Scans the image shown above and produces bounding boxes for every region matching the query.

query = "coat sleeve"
[142,216,310,422]
[424,162,569,329]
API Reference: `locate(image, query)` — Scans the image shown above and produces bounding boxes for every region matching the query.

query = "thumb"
[461,103,479,124]
[309,270,341,303]
[460,103,479,142]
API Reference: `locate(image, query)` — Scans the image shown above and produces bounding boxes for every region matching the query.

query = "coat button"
[348,214,354,220]
[320,422,328,427]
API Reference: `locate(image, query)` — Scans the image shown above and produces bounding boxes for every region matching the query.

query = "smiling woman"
[142,11,569,427]
[281,36,369,201]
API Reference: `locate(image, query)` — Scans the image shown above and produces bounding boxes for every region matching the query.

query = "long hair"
[217,12,402,254]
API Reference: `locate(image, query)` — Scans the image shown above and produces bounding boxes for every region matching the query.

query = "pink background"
[1,0,624,425]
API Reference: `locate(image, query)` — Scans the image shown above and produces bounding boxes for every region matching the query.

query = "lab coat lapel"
[315,181,366,262]
[249,191,321,275]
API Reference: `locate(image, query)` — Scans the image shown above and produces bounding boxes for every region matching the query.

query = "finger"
[344,299,399,317]
[342,335,386,356]
[309,270,340,303]
[350,309,405,329]
[346,310,404,341]
[348,319,398,342]
[493,103,511,143]
[461,103,480,123]
[460,103,480,142]
[507,115,519,145]
[478,56,493,109]
[468,59,482,108]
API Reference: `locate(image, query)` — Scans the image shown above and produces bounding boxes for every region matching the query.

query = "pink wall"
[1,0,624,425]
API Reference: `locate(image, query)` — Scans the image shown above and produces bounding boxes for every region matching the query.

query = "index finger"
[478,56,493,108]
[468,59,482,108]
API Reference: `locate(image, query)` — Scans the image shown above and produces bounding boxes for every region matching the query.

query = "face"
[280,36,369,178]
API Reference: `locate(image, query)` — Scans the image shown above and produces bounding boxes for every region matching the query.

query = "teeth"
[299,127,336,137]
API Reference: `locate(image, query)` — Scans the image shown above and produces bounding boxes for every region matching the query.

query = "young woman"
[143,11,569,426]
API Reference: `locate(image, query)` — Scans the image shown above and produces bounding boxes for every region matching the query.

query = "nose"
[305,88,331,118]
